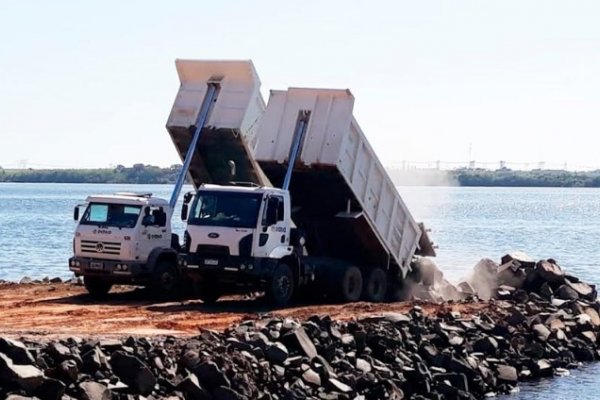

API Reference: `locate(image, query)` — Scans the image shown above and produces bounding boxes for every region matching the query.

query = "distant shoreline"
[2,164,600,187]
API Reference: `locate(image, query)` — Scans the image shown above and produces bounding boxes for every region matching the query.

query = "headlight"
[75,261,81,267]
[122,264,128,271]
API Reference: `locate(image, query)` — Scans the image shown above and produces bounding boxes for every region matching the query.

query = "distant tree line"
[452,168,600,187]
[3,164,600,187]
[0,164,185,184]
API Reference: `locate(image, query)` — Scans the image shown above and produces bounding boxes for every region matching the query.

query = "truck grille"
[81,240,121,255]
[196,245,230,257]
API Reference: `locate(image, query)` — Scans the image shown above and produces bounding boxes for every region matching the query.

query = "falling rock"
[0,352,44,393]
[496,364,518,384]
[109,350,156,395]
[468,259,499,300]
[265,342,289,365]
[535,260,565,283]
[78,381,112,400]
[498,263,527,290]
[0,338,35,365]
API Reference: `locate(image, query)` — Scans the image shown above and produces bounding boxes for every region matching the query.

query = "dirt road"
[0,282,489,338]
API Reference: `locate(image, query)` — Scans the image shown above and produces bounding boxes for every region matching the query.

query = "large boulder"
[0,352,44,393]
[109,351,156,396]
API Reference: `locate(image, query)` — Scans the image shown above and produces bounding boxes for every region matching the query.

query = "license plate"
[90,262,103,269]
[204,259,219,266]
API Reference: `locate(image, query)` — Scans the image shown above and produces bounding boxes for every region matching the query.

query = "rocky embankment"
[0,254,599,400]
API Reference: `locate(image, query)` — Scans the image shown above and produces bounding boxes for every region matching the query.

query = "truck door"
[255,195,289,258]
[139,206,171,261]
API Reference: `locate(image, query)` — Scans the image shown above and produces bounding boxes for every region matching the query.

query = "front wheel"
[150,261,179,298]
[84,276,112,298]
[266,262,295,307]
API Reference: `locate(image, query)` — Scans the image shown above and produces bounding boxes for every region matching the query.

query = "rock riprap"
[0,255,598,399]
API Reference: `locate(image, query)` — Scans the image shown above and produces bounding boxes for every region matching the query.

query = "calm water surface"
[1,183,599,399]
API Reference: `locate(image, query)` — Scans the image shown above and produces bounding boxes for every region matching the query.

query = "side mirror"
[73,206,79,221]
[181,203,188,221]
[265,197,278,226]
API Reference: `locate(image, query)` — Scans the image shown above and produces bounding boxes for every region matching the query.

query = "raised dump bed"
[166,59,269,188]
[254,88,434,276]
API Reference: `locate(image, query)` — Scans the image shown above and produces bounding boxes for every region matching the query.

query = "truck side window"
[275,196,284,222]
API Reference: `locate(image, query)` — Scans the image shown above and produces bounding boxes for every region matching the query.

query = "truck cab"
[180,184,300,303]
[70,193,179,297]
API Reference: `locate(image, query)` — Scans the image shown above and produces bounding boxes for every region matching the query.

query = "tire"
[150,260,179,298]
[84,276,112,298]
[266,262,295,307]
[197,283,221,305]
[338,266,363,302]
[364,268,388,303]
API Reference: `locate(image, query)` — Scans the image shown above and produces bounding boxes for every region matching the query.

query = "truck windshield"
[188,191,262,229]
[80,203,142,228]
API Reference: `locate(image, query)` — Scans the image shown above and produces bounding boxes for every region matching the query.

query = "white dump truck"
[175,84,435,305]
[69,60,266,297]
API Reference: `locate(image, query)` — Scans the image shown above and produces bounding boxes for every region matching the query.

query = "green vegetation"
[2,165,600,187]
[452,168,600,187]
[0,164,183,184]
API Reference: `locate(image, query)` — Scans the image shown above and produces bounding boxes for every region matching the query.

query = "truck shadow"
[39,288,297,313]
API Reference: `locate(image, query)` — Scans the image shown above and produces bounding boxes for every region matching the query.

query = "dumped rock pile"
[1,254,599,400]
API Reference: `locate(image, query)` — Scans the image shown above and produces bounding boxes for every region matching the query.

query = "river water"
[0,183,599,398]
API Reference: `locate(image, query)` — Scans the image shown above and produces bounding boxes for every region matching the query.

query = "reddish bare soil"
[0,283,490,339]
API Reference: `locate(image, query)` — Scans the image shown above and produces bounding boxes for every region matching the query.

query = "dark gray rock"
[556,284,579,300]
[473,336,498,354]
[301,368,321,386]
[59,359,78,382]
[193,361,230,389]
[78,381,112,400]
[109,350,156,395]
[496,364,517,383]
[282,327,317,359]
[35,377,66,400]
[264,342,288,365]
[0,352,44,393]
[0,338,35,365]
[178,374,211,400]
[535,260,565,283]
[82,348,103,373]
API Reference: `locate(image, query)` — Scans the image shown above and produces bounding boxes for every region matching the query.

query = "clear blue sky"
[2,1,600,169]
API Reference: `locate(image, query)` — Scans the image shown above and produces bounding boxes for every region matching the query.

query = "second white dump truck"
[175,80,435,305]
[69,60,266,297]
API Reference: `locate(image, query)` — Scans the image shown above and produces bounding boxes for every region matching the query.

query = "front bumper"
[68,256,148,282]
[178,253,277,282]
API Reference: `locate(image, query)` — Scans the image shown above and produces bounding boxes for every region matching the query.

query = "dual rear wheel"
[338,266,388,303]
